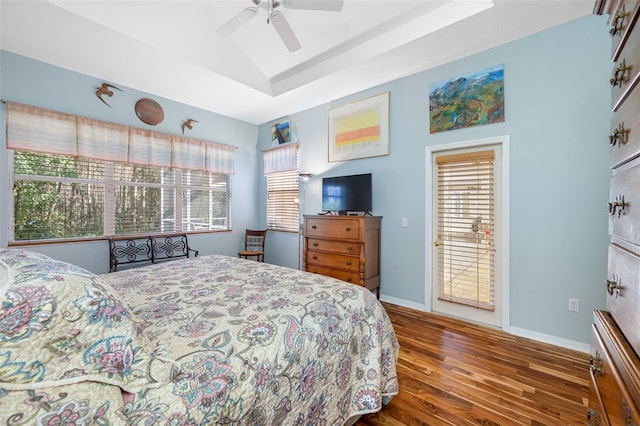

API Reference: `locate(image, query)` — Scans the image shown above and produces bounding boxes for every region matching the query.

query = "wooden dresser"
[303,215,382,298]
[590,1,640,424]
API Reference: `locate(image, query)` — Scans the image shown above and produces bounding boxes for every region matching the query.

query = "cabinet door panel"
[606,244,640,356]
[609,161,640,245]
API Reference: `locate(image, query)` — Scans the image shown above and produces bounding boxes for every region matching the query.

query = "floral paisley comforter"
[0,250,399,425]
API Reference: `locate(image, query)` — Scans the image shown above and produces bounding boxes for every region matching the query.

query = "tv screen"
[322,173,372,213]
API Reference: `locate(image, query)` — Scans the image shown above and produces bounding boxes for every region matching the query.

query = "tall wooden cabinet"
[590,1,640,424]
[303,215,382,298]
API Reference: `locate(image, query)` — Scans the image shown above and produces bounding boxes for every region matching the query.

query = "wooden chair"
[238,229,267,262]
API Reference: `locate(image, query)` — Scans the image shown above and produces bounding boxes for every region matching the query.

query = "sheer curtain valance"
[263,143,299,175]
[6,101,235,174]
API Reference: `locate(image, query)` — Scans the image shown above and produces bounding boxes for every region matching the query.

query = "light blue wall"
[0,14,612,346]
[0,50,260,273]
[257,14,612,345]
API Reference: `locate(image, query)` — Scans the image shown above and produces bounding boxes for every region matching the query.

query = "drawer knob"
[345,227,351,232]
[610,58,630,88]
[312,255,317,260]
[609,5,627,38]
[606,274,623,298]
[313,242,318,247]
[608,195,626,217]
[346,277,352,282]
[346,260,352,266]
[311,225,317,229]
[347,246,352,251]
[609,122,627,147]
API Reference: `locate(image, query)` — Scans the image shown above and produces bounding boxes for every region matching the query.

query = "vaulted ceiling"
[1,1,594,124]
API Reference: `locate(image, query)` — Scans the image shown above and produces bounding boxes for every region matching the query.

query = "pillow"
[0,249,164,393]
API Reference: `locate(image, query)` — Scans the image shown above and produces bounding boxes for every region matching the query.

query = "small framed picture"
[271,120,291,145]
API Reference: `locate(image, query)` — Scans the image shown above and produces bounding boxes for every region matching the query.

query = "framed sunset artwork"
[328,92,389,162]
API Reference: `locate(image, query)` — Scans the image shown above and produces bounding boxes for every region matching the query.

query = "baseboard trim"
[379,295,589,353]
[509,326,589,353]
[380,294,426,312]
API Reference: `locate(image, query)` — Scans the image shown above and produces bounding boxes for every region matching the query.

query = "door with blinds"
[431,143,503,328]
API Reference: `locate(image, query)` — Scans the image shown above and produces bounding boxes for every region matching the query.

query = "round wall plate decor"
[135,98,164,125]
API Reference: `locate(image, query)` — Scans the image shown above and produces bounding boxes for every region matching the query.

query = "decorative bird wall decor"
[181,118,199,134]
[95,83,123,107]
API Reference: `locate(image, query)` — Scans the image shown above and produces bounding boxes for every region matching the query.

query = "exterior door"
[429,140,505,328]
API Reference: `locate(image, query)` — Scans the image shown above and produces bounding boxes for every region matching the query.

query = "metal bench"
[108,233,199,272]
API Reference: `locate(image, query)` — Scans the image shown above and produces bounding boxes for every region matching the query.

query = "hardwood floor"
[356,303,590,426]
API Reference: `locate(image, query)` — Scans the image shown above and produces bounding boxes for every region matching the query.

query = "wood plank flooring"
[355,303,590,426]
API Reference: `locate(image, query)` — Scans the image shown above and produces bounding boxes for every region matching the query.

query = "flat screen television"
[321,173,372,214]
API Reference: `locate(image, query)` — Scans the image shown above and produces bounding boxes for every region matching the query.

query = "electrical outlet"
[568,298,579,312]
[401,217,408,227]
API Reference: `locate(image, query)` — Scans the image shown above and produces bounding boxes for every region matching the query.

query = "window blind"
[436,150,495,310]
[265,144,299,232]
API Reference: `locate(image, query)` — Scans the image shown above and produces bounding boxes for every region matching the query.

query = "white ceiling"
[0,0,594,125]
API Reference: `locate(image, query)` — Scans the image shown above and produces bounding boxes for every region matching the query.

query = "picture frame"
[271,120,291,146]
[429,64,504,133]
[328,91,389,162]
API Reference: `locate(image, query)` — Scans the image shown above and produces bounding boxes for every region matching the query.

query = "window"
[7,102,234,243]
[264,144,299,232]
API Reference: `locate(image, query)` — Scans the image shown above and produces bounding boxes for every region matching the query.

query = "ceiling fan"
[217,0,344,52]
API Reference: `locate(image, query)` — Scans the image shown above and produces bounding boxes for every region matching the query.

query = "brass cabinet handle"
[610,5,627,37]
[586,408,600,426]
[605,274,623,298]
[609,122,627,147]
[589,353,602,376]
[610,58,631,87]
[608,195,626,217]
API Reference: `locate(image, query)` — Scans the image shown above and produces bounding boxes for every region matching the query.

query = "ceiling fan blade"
[217,6,258,36]
[281,0,344,11]
[270,11,301,52]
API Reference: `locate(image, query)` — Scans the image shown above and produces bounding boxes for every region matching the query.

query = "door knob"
[434,240,442,247]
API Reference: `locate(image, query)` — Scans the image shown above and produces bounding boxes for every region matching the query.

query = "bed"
[0,248,399,424]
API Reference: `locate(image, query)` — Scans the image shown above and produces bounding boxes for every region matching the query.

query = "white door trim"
[425,135,510,330]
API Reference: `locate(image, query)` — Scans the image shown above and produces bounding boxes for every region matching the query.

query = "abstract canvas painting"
[429,65,504,133]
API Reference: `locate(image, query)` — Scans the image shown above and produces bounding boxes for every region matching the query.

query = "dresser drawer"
[305,217,360,240]
[307,250,360,272]
[608,159,640,244]
[611,12,640,110]
[305,265,361,285]
[606,243,640,356]
[610,79,640,167]
[306,238,361,255]
[611,0,640,61]
[591,320,640,425]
